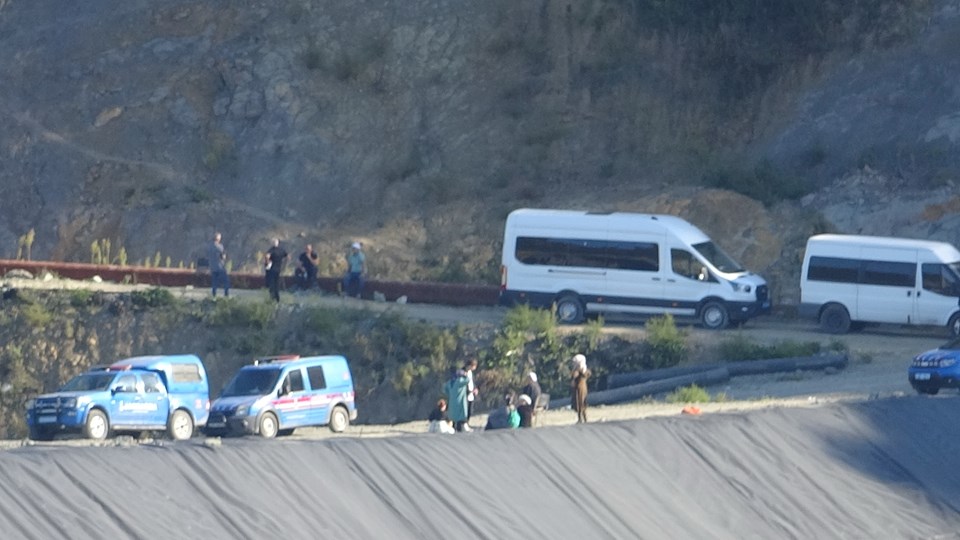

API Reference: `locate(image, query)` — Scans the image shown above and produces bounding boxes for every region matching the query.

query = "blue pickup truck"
[25,355,210,441]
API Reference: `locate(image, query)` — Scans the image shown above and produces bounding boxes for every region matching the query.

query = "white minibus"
[800,234,960,335]
[499,209,770,328]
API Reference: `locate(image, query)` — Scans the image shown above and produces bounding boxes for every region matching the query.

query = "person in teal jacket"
[443,369,471,432]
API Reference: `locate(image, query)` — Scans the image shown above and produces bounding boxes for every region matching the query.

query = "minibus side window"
[807,256,859,283]
[862,260,915,287]
[515,236,658,271]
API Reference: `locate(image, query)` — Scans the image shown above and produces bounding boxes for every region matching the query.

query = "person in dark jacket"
[264,238,288,302]
[517,393,534,428]
[485,392,520,430]
[521,371,542,410]
[428,398,454,434]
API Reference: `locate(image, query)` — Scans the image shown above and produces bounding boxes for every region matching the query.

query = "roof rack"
[253,355,300,366]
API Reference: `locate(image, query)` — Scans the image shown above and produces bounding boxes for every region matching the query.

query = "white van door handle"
[666,278,675,283]
[653,277,662,282]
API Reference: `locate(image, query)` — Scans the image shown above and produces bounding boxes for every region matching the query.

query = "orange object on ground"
[681,406,702,416]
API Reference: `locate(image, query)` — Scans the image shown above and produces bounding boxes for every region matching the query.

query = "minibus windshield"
[692,241,744,273]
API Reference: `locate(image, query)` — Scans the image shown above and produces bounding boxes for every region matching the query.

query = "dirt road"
[2,274,951,447]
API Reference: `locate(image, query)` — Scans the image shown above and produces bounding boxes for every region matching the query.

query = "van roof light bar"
[253,355,300,366]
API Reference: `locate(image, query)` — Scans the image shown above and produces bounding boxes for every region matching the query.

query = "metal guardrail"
[0,259,500,307]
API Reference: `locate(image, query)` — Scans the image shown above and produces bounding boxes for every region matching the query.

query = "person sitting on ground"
[428,398,455,434]
[485,392,520,430]
[517,394,534,428]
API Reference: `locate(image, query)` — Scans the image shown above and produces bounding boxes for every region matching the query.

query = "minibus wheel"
[700,302,729,330]
[555,295,584,324]
[819,304,851,334]
[949,313,960,336]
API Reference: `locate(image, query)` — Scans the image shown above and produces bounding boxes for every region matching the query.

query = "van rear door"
[855,247,918,324]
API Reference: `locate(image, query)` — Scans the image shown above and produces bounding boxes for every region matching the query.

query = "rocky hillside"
[1,0,959,298]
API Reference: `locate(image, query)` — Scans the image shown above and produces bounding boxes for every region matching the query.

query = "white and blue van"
[499,209,770,328]
[205,355,357,438]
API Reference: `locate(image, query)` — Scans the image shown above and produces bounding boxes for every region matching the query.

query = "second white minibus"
[800,234,960,335]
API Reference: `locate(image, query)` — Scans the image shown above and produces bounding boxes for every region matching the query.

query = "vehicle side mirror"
[277,388,284,398]
[698,267,708,281]
[111,386,119,396]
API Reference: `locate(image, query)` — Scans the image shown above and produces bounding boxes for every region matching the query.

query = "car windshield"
[59,372,117,392]
[221,369,281,397]
[692,241,744,273]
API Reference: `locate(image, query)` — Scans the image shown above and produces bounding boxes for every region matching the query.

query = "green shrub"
[666,384,711,403]
[131,288,176,308]
[20,303,52,328]
[718,334,821,361]
[69,289,93,308]
[643,314,687,369]
[702,160,810,206]
[204,298,275,330]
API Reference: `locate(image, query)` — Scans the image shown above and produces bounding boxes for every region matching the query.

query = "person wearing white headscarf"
[521,371,542,417]
[570,354,590,424]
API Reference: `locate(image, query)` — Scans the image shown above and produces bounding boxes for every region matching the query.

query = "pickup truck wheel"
[259,412,279,439]
[329,405,350,433]
[83,410,109,440]
[167,409,194,441]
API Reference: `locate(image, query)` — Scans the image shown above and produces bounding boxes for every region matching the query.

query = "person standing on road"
[464,358,479,428]
[517,394,534,428]
[570,353,590,424]
[342,242,366,298]
[443,369,471,433]
[264,238,288,303]
[521,371,542,413]
[207,232,230,297]
[297,243,319,290]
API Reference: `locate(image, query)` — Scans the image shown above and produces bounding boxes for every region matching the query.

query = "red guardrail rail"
[0,259,500,307]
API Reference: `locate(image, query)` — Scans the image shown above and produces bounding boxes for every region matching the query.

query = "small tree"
[91,241,102,265]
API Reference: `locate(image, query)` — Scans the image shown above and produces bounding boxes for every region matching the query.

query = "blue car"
[908,338,960,395]
[205,355,357,438]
